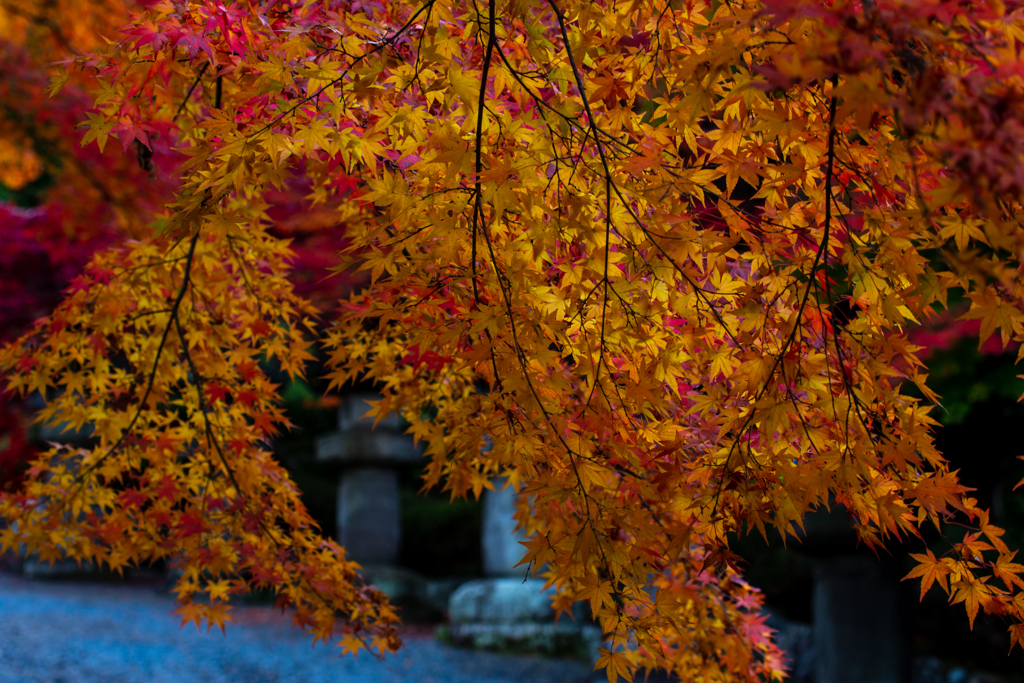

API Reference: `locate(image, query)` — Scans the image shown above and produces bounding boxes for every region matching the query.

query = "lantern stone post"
[802,504,909,683]
[315,394,421,566]
[481,477,527,577]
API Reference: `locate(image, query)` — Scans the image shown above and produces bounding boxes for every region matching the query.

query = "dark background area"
[731,338,1024,678]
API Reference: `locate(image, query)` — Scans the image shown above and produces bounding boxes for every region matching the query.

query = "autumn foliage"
[4,0,1024,679]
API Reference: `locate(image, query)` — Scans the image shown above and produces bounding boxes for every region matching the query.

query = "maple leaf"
[176,511,208,538]
[951,578,993,630]
[205,602,234,634]
[336,633,365,658]
[905,550,953,599]
[154,478,179,502]
[205,383,230,404]
[993,553,1024,591]
[595,647,635,683]
[174,601,205,630]
[119,488,147,509]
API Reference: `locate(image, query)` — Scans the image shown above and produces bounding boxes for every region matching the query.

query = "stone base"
[361,566,468,622]
[449,578,557,622]
[361,565,424,601]
[449,621,601,659]
[447,578,601,660]
[22,558,95,579]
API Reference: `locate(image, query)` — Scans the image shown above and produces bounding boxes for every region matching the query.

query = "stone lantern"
[315,394,421,566]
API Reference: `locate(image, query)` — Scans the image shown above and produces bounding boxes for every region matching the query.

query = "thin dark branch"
[75,229,202,482]
[173,62,210,122]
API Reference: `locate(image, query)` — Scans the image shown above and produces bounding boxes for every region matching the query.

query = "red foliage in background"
[0,35,363,486]
[909,312,1017,360]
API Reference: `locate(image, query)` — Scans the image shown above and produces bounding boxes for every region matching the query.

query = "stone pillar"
[448,578,601,658]
[338,467,401,564]
[482,478,527,576]
[814,555,907,683]
[802,505,909,683]
[315,394,420,566]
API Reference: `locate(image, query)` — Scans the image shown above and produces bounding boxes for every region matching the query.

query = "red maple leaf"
[176,511,207,538]
[119,488,147,509]
[154,478,178,501]
[204,382,230,404]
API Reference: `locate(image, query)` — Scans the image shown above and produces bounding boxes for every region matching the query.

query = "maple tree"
[4,0,1024,679]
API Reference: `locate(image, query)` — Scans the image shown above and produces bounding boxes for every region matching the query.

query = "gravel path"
[0,574,596,683]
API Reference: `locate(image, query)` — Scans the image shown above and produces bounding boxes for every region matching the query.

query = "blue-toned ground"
[0,574,596,683]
